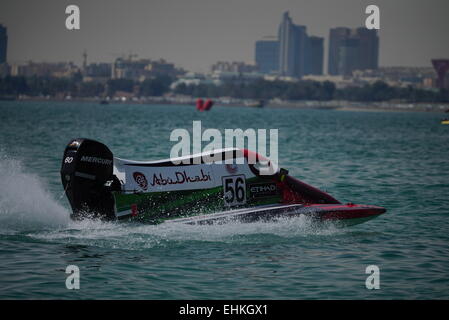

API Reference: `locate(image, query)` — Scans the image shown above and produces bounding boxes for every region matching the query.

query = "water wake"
[30,215,340,250]
[0,155,340,245]
[0,155,70,232]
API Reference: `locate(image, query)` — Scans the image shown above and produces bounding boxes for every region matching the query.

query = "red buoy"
[203,99,214,111]
[196,98,204,111]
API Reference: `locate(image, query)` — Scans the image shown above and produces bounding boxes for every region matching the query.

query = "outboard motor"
[61,138,118,220]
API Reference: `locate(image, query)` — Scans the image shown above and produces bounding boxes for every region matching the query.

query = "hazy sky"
[1,0,448,72]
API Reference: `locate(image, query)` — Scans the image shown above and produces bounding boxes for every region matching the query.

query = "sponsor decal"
[225,164,238,174]
[64,156,74,164]
[249,182,278,198]
[150,170,211,187]
[133,172,148,190]
[80,155,112,165]
[124,165,216,192]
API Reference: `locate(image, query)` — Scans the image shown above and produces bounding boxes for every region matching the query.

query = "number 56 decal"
[222,175,246,207]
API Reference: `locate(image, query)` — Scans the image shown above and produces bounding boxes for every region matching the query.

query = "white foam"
[30,214,341,250]
[0,155,70,231]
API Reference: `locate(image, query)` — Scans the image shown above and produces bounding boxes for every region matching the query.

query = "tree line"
[0,75,447,103]
[174,79,449,103]
[0,75,173,98]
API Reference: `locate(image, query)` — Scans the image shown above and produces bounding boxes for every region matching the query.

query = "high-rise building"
[338,38,360,76]
[305,36,324,75]
[255,38,279,74]
[278,11,295,76]
[0,24,7,64]
[328,27,379,76]
[278,11,307,78]
[356,28,379,70]
[328,27,351,75]
[254,12,324,77]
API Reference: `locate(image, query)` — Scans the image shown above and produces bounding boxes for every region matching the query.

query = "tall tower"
[278,12,294,76]
[0,24,7,64]
[328,27,350,75]
[278,12,307,78]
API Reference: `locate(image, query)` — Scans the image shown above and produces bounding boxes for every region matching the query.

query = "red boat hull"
[167,203,386,226]
[305,204,386,226]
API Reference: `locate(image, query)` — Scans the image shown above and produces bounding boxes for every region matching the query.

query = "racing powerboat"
[60,138,386,226]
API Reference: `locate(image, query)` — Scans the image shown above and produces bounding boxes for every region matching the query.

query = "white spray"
[0,155,70,232]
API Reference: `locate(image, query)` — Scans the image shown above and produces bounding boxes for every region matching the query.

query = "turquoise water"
[0,101,448,299]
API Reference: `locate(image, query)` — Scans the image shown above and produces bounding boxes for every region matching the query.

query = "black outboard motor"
[61,138,118,220]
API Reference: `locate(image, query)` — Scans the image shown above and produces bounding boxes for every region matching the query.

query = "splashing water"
[29,214,341,250]
[0,155,70,232]
[0,154,340,247]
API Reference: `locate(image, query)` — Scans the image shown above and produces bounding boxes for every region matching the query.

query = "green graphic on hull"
[113,176,282,223]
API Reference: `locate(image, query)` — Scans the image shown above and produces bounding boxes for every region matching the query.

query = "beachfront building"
[10,61,80,78]
[210,61,258,73]
[112,57,184,81]
[82,63,112,83]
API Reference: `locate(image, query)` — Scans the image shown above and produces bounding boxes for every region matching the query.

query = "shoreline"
[3,96,449,114]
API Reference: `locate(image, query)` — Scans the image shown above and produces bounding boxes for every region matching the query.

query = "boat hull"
[60,138,387,227]
[164,203,386,226]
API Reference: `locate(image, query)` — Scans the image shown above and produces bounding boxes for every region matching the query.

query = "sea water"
[0,101,448,299]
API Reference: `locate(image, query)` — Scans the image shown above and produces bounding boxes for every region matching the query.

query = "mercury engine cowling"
[60,138,118,220]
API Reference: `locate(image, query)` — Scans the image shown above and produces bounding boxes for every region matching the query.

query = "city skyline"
[0,0,448,72]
